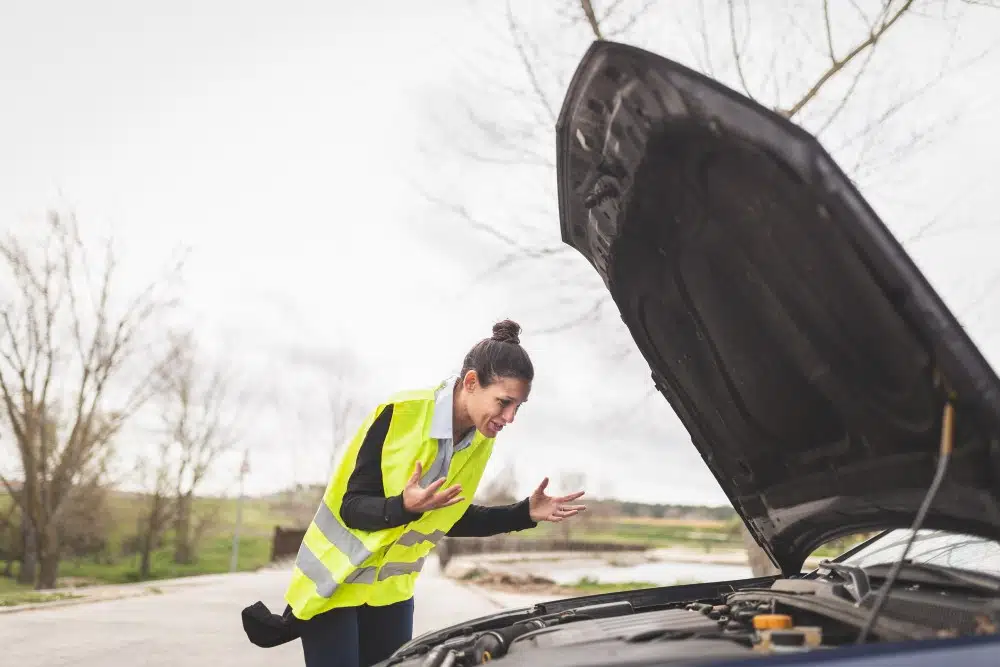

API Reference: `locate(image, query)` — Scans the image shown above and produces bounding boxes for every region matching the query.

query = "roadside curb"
[455,580,506,609]
[455,579,564,611]
[0,568,285,616]
[0,587,158,615]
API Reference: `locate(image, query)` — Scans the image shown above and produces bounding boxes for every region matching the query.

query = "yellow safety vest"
[285,382,495,620]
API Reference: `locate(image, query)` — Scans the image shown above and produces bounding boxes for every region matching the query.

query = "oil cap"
[752,614,793,630]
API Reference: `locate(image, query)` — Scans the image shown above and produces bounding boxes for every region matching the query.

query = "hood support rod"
[855,399,955,643]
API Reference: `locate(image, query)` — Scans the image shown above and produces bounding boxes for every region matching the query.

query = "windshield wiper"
[864,561,1000,595]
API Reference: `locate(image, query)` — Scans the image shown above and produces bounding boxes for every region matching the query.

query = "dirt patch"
[56,576,103,589]
[0,590,83,608]
[456,565,653,596]
[460,567,566,593]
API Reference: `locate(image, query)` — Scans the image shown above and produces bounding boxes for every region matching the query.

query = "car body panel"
[554,40,1000,574]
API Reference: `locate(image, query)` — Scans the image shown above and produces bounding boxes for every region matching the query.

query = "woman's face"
[461,371,531,438]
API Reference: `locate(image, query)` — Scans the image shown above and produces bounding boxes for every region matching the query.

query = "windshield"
[840,529,1000,577]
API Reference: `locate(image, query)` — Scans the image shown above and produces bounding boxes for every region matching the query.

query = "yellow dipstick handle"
[941,402,954,456]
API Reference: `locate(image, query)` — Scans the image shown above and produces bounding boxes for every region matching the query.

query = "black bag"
[241,601,302,648]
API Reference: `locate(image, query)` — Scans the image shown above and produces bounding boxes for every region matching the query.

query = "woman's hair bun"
[491,319,521,345]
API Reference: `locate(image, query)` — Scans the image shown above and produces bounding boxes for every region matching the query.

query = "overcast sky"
[3,1,1000,506]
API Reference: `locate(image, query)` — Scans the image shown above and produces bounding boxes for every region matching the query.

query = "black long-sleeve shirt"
[339,404,537,537]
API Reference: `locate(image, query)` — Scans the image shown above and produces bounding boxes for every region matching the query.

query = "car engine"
[382,572,1000,667]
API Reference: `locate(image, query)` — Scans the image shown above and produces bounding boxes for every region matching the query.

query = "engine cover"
[499,639,752,667]
[509,608,721,650]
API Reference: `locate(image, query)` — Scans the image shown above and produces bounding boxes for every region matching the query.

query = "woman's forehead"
[490,377,531,401]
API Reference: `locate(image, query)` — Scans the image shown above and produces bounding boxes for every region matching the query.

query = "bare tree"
[156,332,241,565]
[557,471,587,541]
[282,344,366,482]
[134,443,176,579]
[425,0,995,335]
[0,212,181,588]
[476,460,519,505]
[326,372,359,479]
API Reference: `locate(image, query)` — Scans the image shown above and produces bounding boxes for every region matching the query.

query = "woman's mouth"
[488,419,505,433]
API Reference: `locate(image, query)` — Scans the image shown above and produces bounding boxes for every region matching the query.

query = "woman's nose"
[503,405,517,423]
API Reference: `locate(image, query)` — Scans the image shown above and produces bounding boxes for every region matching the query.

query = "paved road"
[0,561,546,667]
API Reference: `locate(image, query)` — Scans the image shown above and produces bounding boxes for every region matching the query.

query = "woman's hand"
[528,477,587,523]
[402,461,465,513]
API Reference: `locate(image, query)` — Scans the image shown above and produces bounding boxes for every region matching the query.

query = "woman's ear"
[462,370,478,392]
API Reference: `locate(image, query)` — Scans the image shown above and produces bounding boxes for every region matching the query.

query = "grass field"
[526,516,744,550]
[620,517,730,529]
[54,535,273,585]
[0,576,83,606]
[0,489,309,602]
[55,490,287,584]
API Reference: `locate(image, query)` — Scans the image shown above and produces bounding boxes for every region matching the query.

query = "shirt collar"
[429,375,459,440]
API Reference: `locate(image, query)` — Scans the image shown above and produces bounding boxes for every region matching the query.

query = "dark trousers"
[300,597,414,667]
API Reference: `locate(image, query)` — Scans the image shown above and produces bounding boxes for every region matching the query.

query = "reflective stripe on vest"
[292,502,375,597]
[313,502,372,565]
[396,528,447,547]
[296,543,428,593]
[284,383,496,619]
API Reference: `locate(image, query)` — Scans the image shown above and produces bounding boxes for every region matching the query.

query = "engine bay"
[384,568,1000,667]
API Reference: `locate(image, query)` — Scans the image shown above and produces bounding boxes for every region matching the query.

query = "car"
[376,40,1000,666]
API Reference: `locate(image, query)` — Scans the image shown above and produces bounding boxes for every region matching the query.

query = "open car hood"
[556,41,1000,574]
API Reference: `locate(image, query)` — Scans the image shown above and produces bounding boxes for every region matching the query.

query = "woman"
[286,319,587,667]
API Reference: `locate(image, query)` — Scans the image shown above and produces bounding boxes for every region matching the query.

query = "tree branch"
[814,39,879,137]
[604,0,656,38]
[417,187,563,257]
[0,472,27,513]
[726,0,757,100]
[784,0,916,120]
[461,106,555,168]
[507,0,557,124]
[579,0,604,39]
[698,0,716,77]
[823,0,836,62]
[534,295,606,335]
